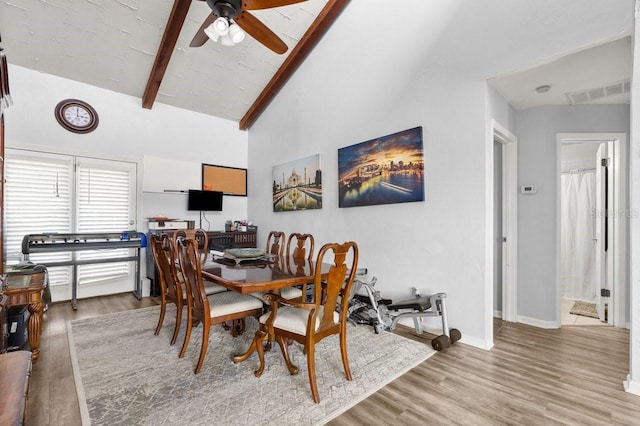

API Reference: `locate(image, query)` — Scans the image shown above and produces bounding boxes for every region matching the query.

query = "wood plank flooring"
[25,293,640,425]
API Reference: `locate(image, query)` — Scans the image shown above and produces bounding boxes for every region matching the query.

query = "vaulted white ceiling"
[0,0,329,123]
[0,0,633,128]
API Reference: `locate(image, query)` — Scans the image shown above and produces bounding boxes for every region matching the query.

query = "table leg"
[27,301,44,364]
[233,329,265,364]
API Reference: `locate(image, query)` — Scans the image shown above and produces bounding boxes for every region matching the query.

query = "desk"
[1,272,46,364]
[22,232,143,309]
[201,255,328,295]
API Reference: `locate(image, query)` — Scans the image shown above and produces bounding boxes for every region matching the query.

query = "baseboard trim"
[517,315,559,329]
[395,318,493,350]
[460,335,493,351]
[624,375,640,396]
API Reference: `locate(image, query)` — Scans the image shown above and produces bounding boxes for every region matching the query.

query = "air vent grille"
[566,80,630,105]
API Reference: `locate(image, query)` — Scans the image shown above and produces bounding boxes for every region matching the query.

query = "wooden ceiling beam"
[142,0,192,109]
[239,0,351,130]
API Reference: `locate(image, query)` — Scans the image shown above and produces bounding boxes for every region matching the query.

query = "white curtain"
[560,171,597,302]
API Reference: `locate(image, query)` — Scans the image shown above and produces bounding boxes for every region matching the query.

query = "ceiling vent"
[566,80,630,105]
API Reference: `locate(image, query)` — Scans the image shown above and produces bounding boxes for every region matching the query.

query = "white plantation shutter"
[4,150,137,293]
[4,151,73,286]
[76,158,136,285]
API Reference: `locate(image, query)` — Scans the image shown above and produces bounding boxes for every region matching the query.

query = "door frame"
[492,119,519,322]
[556,133,627,327]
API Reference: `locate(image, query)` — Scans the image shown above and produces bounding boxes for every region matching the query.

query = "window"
[4,150,137,300]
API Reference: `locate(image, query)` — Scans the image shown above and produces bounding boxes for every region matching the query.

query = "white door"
[492,120,518,323]
[4,149,138,302]
[75,157,138,298]
[557,133,626,328]
[594,143,606,321]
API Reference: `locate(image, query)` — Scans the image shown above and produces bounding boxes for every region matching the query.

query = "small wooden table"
[1,272,47,364]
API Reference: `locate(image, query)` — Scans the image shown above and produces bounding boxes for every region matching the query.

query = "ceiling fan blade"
[244,0,307,11]
[190,13,218,47]
[235,11,288,54]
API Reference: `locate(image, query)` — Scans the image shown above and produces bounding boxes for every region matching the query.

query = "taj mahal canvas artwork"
[272,154,322,212]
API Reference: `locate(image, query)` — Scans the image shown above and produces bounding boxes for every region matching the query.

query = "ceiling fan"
[190,0,307,54]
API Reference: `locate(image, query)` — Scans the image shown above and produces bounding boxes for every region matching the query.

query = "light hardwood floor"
[26,293,640,425]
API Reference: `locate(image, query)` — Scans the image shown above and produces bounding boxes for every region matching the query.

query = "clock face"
[55,99,99,133]
[63,105,92,127]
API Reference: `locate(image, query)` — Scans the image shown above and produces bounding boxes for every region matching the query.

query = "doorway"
[492,120,518,323]
[557,133,627,327]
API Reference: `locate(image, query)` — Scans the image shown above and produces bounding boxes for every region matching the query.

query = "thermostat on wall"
[520,185,537,194]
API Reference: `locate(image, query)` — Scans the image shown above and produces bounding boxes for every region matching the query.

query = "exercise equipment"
[347,273,461,351]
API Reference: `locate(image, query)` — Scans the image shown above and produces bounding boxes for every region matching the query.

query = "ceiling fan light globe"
[220,34,235,46]
[229,23,245,44]
[204,24,220,42]
[213,17,230,36]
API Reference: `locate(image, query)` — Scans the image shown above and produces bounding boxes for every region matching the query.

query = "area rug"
[68,305,435,426]
[569,300,599,318]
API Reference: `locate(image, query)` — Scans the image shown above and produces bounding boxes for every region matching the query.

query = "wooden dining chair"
[178,238,264,374]
[249,230,287,302]
[150,234,185,345]
[283,233,316,300]
[286,232,315,262]
[172,230,227,293]
[265,231,286,256]
[254,241,359,403]
[173,228,209,264]
[151,234,227,346]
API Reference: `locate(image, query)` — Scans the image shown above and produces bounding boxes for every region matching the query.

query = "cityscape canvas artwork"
[272,154,322,212]
[338,127,425,208]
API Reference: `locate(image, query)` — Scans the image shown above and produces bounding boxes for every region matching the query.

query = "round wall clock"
[54,99,99,134]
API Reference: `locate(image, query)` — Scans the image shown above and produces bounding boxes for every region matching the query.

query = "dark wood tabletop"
[200,255,328,294]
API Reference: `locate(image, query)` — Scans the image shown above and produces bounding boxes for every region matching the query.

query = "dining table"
[200,253,329,295]
[200,252,330,365]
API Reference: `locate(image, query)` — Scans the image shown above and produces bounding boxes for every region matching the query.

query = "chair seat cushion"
[250,287,303,302]
[208,291,263,318]
[249,291,266,301]
[177,277,226,297]
[280,287,303,300]
[260,306,338,336]
[203,280,228,295]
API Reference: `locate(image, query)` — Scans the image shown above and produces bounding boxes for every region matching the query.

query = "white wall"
[247,0,493,349]
[3,65,249,298]
[515,104,630,325]
[4,65,249,233]
[487,86,518,321]
[246,0,633,349]
[624,1,640,395]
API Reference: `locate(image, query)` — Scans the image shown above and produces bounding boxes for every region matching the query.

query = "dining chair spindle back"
[150,234,184,345]
[286,233,315,261]
[283,233,316,300]
[178,238,264,374]
[265,231,286,257]
[173,228,209,264]
[255,241,359,403]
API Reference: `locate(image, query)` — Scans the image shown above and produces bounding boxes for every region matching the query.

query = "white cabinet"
[143,155,201,193]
